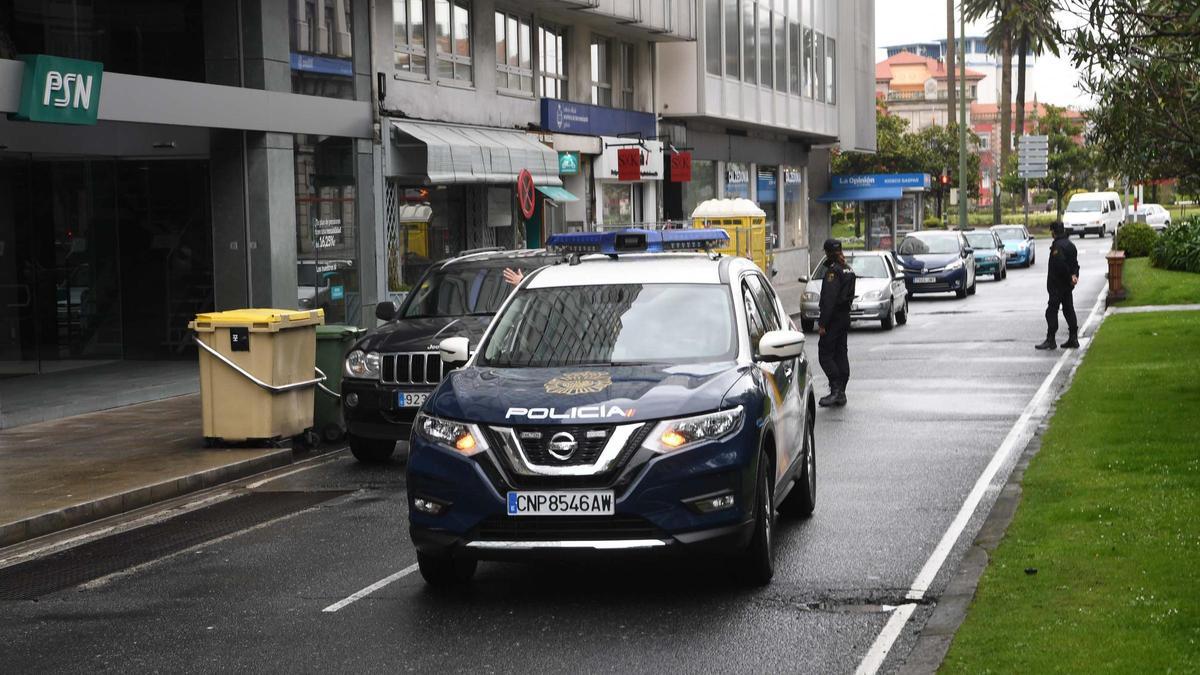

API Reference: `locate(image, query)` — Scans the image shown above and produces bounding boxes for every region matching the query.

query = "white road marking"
[245,453,344,489]
[855,603,919,675]
[322,563,420,613]
[855,283,1108,674]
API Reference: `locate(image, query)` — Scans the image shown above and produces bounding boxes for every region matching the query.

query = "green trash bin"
[314,324,365,443]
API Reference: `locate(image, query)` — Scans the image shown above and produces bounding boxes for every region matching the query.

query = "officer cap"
[823,238,843,254]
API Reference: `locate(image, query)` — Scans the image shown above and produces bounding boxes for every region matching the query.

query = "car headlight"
[414,412,488,456]
[344,349,381,379]
[642,406,744,454]
[802,291,819,302]
[861,290,886,301]
[945,258,964,271]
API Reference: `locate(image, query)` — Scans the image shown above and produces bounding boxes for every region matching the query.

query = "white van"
[1062,191,1123,238]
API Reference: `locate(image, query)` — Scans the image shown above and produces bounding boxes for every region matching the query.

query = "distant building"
[970,101,1085,205]
[875,51,986,129]
[885,37,1036,105]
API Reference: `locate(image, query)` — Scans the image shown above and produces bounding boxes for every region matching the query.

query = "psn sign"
[11,54,104,126]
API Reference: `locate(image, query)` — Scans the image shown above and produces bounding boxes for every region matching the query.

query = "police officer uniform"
[1037,222,1080,350]
[817,239,855,407]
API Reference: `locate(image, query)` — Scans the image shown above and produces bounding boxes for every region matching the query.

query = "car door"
[743,274,803,484]
[884,254,906,306]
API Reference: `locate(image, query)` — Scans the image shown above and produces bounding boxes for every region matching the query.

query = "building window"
[773,12,786,92]
[539,24,567,99]
[619,42,635,109]
[705,0,722,75]
[825,35,836,103]
[591,37,612,106]
[758,6,771,89]
[435,0,472,83]
[814,31,825,102]
[742,0,756,84]
[803,27,814,98]
[495,11,531,93]
[788,19,800,94]
[977,134,990,150]
[394,0,427,75]
[724,0,740,78]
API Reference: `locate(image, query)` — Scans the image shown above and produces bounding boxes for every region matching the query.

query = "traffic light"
[940,173,949,186]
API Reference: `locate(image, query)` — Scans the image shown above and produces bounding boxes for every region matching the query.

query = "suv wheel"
[739,454,775,586]
[779,414,816,517]
[349,435,397,463]
[417,551,477,587]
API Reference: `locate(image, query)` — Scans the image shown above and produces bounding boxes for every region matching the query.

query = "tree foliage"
[1033,105,1095,214]
[1066,0,1200,188]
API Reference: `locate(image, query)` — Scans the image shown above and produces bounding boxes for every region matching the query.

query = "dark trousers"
[1045,286,1078,339]
[818,313,851,390]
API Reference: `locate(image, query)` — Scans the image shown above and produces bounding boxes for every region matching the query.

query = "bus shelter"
[818,173,931,251]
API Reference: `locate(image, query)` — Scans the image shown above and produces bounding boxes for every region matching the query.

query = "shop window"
[496,11,532,93]
[394,0,427,76]
[723,0,740,79]
[436,0,473,83]
[619,42,636,109]
[705,0,722,76]
[725,162,750,199]
[825,35,836,104]
[742,0,756,84]
[683,161,718,220]
[591,38,613,106]
[295,135,360,325]
[539,24,568,99]
[602,184,636,225]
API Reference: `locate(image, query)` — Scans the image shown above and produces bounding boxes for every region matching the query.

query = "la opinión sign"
[10,55,104,126]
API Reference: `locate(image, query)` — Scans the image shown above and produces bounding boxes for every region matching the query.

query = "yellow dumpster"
[189,308,325,445]
[690,198,772,272]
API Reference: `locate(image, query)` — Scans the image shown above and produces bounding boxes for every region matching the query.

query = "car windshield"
[898,235,960,255]
[965,232,998,249]
[993,227,1025,242]
[480,284,737,367]
[813,256,889,279]
[401,262,547,319]
[1066,199,1103,213]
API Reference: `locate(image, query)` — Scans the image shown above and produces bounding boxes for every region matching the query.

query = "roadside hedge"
[1114,222,1157,258]
[1150,217,1200,273]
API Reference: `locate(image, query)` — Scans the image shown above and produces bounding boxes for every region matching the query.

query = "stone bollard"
[1105,249,1127,306]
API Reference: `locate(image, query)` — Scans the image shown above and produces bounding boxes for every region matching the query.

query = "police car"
[407,229,817,587]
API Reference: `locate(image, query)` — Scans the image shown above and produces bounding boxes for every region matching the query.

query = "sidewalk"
[0,394,296,548]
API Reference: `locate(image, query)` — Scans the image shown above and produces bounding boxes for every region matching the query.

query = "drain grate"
[0,491,348,601]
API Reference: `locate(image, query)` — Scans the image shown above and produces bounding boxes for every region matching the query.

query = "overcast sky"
[875,0,1093,109]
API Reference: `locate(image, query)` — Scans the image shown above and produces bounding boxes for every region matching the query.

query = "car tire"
[1000,266,1007,280]
[968,279,977,295]
[1030,250,1036,267]
[738,454,775,586]
[896,299,908,325]
[955,287,968,299]
[349,435,397,463]
[801,319,815,333]
[881,302,895,330]
[417,551,477,587]
[779,414,816,518]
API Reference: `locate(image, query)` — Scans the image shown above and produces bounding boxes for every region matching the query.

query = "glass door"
[0,155,38,376]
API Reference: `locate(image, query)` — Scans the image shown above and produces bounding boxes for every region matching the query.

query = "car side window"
[741,283,768,349]
[744,275,781,333]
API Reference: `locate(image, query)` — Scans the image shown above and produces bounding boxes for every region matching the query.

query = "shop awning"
[536,186,579,202]
[390,120,561,186]
[816,186,904,203]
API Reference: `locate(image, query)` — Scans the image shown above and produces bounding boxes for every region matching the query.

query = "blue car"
[991,224,1036,267]
[407,230,817,587]
[964,229,1008,280]
[896,230,978,299]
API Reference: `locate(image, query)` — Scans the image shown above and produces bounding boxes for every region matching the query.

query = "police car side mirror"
[758,330,805,362]
[375,301,398,322]
[439,336,470,367]
[963,247,974,256]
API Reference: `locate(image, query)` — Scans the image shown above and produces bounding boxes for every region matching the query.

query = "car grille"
[474,515,663,541]
[508,425,612,467]
[380,352,449,385]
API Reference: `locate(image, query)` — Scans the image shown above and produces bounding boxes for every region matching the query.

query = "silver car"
[798,251,910,331]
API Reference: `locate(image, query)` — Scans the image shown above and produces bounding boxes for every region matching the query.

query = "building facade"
[884,36,1036,107]
[875,51,985,130]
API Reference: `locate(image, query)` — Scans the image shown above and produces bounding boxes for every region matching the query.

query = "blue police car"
[407,230,817,587]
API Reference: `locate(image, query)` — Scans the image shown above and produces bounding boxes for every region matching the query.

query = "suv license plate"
[915,276,936,283]
[507,491,615,516]
[397,392,429,408]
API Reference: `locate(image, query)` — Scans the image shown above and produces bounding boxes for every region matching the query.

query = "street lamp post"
[957,1,968,231]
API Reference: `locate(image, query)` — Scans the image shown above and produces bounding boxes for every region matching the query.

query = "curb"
[0,449,293,548]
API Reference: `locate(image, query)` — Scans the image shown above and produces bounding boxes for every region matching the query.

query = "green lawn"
[942,311,1200,673]
[1118,257,1200,307]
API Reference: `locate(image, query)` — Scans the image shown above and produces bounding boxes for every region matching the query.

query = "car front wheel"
[779,413,816,517]
[881,302,895,330]
[896,298,908,325]
[738,454,775,586]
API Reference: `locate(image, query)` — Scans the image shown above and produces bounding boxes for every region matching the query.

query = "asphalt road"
[0,238,1112,673]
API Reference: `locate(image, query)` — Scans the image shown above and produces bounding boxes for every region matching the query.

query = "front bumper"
[904,266,968,294]
[1005,247,1032,266]
[407,421,760,560]
[974,257,1004,275]
[1065,223,1102,235]
[800,299,889,323]
[342,378,435,440]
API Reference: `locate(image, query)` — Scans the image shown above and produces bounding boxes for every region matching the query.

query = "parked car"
[799,251,909,331]
[991,224,1036,267]
[340,248,561,463]
[895,231,977,299]
[964,230,1007,280]
[1062,191,1123,238]
[1128,203,1172,231]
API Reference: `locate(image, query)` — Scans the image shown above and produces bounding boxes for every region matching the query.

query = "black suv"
[341,248,560,462]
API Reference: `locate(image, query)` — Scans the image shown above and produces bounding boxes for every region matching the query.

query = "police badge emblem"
[544,371,612,395]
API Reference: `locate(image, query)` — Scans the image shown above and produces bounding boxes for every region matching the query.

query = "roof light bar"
[546,229,729,255]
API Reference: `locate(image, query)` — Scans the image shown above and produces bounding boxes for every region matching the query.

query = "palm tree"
[964,0,1015,223]
[1011,0,1061,144]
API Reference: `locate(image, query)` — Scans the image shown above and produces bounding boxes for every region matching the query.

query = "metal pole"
[1024,178,1029,230]
[957,2,969,231]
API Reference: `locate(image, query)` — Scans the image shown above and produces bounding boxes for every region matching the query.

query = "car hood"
[1001,240,1027,252]
[972,248,1001,258]
[897,252,959,270]
[353,316,493,353]
[428,362,747,425]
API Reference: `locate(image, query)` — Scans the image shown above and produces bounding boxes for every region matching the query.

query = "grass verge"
[941,311,1200,672]
[1117,257,1200,307]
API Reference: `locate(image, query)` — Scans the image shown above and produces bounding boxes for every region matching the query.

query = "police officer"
[1036,221,1080,350]
[817,239,856,407]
